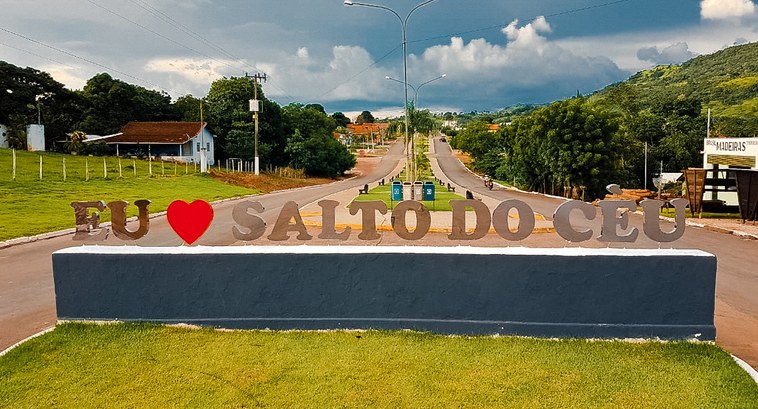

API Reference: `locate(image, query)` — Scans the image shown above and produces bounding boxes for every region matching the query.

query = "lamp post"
[385,74,446,106]
[385,74,445,181]
[344,0,438,182]
[35,94,44,125]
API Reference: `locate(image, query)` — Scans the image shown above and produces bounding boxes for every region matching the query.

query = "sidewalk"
[681,217,758,240]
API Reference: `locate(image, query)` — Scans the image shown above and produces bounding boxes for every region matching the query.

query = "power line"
[0,41,80,71]
[94,0,295,102]
[0,25,176,95]
[316,44,402,100]
[84,0,239,74]
[411,0,634,45]
[327,0,635,101]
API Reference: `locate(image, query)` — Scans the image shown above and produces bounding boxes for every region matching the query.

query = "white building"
[26,124,45,151]
[87,122,215,165]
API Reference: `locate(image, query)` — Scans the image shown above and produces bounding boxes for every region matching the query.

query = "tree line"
[450,94,708,200]
[450,42,758,200]
[0,61,355,178]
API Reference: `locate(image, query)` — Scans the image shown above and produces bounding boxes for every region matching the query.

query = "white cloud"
[637,42,697,65]
[250,45,395,103]
[145,58,237,84]
[413,17,622,91]
[701,0,756,20]
[555,21,758,73]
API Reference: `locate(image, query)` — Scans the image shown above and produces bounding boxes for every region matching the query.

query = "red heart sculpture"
[167,200,214,244]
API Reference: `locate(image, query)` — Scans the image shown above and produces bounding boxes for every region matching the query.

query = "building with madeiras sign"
[702,137,758,206]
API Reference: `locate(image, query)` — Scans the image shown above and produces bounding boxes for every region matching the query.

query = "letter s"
[232,201,266,241]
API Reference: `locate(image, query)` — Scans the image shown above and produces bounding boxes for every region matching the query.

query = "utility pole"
[246,72,267,175]
[199,100,207,173]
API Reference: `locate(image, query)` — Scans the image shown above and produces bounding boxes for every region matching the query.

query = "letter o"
[391,201,431,240]
[492,200,535,241]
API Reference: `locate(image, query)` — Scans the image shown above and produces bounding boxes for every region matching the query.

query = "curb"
[660,216,758,241]
[732,354,758,385]
[0,327,55,357]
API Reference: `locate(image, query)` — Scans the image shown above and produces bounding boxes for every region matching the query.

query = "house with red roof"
[346,123,390,145]
[91,121,215,165]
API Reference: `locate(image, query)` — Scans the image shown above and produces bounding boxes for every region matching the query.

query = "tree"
[206,76,286,163]
[78,73,179,135]
[355,110,375,124]
[174,94,204,122]
[501,98,621,199]
[282,103,337,140]
[298,133,356,178]
[0,61,83,149]
[452,121,504,175]
[281,103,354,177]
[331,111,351,127]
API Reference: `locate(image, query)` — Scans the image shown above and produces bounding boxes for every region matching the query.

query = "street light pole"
[344,0,438,182]
[385,73,446,106]
[385,73,446,182]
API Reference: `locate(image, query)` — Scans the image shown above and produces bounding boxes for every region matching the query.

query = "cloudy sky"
[1,0,756,116]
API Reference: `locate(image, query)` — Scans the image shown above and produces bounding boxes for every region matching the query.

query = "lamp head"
[344,0,353,5]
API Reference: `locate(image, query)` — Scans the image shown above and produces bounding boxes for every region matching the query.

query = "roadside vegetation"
[446,42,758,201]
[1,62,355,180]
[1,323,756,408]
[0,148,352,241]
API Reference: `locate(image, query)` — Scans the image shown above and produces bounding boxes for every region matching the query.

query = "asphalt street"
[1,137,757,371]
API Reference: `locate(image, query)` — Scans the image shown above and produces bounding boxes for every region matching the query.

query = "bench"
[378,179,385,186]
[447,183,455,192]
[358,184,369,194]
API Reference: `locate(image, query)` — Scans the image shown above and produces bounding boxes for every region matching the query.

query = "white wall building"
[26,124,45,151]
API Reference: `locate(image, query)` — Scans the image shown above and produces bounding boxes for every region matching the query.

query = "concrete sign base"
[52,246,717,340]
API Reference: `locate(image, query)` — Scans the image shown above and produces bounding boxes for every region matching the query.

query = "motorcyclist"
[484,175,493,190]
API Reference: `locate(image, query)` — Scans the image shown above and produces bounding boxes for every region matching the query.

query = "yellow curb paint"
[301,220,555,234]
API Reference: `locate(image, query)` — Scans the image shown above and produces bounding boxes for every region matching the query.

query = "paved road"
[0,143,406,351]
[431,136,758,368]
[2,137,757,370]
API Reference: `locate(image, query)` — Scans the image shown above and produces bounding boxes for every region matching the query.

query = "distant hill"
[594,41,757,137]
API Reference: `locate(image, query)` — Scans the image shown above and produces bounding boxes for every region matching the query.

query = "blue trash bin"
[391,181,403,201]
[423,181,435,201]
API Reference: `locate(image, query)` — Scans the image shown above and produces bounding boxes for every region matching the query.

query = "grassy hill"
[594,42,757,137]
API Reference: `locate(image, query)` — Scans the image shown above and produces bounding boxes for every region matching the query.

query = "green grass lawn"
[0,323,755,408]
[0,149,258,241]
[352,183,465,211]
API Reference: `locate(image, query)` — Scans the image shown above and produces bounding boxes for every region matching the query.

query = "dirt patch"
[210,157,378,193]
[452,149,475,171]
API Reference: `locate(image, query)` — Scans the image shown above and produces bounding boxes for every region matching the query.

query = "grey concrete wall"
[52,246,717,340]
